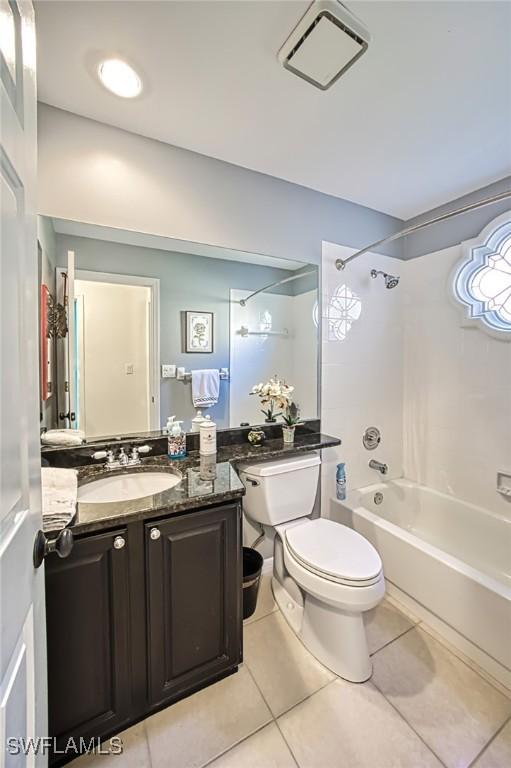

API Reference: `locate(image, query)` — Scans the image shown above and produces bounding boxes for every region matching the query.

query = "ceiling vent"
[278,1,370,90]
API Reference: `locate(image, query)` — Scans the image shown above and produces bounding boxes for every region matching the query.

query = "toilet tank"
[239,453,321,525]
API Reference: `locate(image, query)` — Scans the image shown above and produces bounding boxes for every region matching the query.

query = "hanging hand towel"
[191,369,220,408]
[41,467,78,531]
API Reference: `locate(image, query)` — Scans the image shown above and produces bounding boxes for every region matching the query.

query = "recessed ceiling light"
[98,58,142,98]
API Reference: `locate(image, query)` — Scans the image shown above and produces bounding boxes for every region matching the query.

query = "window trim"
[453,210,511,340]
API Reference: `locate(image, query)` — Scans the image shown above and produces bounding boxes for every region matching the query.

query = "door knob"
[33,528,74,569]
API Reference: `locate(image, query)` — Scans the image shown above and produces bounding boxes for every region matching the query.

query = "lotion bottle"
[199,415,217,455]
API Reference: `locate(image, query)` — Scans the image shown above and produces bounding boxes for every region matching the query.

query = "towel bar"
[176,368,230,383]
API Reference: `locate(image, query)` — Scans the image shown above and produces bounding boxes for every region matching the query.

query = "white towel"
[41,429,85,447]
[41,467,78,531]
[191,369,220,408]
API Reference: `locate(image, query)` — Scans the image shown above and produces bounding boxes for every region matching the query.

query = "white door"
[0,2,46,766]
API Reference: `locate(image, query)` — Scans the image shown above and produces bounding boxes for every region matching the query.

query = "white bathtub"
[331,479,511,688]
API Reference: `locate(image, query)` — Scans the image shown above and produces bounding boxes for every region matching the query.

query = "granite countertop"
[56,432,340,535]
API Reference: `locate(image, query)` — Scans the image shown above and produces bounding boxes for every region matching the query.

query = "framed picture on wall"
[185,311,214,353]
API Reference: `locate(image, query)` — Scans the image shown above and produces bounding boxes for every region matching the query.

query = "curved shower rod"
[239,268,316,306]
[335,189,511,270]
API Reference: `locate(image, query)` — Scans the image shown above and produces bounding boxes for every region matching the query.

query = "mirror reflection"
[38,217,319,439]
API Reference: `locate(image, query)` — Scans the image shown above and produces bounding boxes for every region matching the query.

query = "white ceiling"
[35,1,511,219]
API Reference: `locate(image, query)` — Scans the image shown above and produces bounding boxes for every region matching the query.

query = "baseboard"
[385,581,511,697]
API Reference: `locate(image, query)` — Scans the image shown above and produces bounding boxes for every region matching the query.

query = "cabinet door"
[45,528,131,755]
[146,504,241,706]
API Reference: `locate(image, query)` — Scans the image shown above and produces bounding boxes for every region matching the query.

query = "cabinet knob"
[150,527,161,541]
[113,536,126,550]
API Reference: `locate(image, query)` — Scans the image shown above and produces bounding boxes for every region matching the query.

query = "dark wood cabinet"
[45,501,242,763]
[145,505,241,705]
[46,528,131,753]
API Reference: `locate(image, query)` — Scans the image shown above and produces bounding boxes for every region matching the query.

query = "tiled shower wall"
[321,240,511,520]
[402,244,511,518]
[320,242,404,514]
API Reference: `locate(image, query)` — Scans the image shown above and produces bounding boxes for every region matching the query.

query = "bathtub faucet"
[369,459,388,475]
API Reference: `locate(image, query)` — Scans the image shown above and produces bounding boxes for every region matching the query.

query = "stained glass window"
[327,284,362,341]
[454,218,511,335]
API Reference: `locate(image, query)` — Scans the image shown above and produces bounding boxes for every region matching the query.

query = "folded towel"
[41,467,78,532]
[41,429,85,447]
[191,369,220,408]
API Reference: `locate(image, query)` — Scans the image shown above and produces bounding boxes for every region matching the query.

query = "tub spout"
[369,459,388,475]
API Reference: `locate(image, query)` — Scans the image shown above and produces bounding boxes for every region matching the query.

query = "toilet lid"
[285,519,382,583]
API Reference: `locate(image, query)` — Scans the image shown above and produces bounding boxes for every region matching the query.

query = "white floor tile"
[278,679,442,768]
[69,723,149,768]
[206,723,296,768]
[145,667,272,768]
[244,611,335,717]
[364,599,415,654]
[372,627,511,768]
[472,719,511,768]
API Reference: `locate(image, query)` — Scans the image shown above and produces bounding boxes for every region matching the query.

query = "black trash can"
[242,547,264,620]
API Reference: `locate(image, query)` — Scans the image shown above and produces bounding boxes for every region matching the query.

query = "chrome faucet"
[369,459,388,475]
[92,445,152,470]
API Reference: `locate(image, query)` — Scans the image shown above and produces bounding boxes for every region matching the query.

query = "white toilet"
[239,453,384,682]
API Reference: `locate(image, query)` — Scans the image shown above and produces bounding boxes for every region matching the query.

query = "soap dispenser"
[168,420,187,459]
[164,415,175,435]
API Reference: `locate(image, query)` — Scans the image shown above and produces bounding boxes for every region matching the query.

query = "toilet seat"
[285,518,382,587]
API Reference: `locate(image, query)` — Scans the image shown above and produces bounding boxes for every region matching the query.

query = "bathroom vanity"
[45,456,245,761]
[43,430,339,764]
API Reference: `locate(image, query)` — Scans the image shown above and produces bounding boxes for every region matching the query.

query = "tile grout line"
[243,663,305,768]
[466,713,511,768]
[243,606,278,628]
[273,718,302,768]
[141,719,153,768]
[414,622,511,702]
[199,720,274,768]
[373,617,511,706]
[369,621,418,657]
[275,677,336,720]
[369,676,450,768]
[243,661,277,721]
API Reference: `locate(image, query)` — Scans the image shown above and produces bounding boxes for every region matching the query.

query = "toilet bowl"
[239,453,384,682]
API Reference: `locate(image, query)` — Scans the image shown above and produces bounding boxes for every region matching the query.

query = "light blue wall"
[403,176,511,259]
[56,233,318,428]
[38,104,405,267]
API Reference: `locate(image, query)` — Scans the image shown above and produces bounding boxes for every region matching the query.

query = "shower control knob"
[150,527,161,541]
[113,536,125,550]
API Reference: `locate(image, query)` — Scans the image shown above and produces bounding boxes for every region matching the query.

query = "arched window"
[454,213,511,336]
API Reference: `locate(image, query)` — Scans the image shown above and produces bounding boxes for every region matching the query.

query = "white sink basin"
[78,471,181,504]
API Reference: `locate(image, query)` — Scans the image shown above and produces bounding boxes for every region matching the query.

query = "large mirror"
[38,217,319,439]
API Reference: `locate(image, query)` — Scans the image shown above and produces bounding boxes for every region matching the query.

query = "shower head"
[370,269,400,289]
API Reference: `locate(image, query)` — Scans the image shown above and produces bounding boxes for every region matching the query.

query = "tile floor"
[74,573,511,768]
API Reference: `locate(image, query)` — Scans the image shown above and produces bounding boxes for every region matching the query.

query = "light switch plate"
[161,364,176,378]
